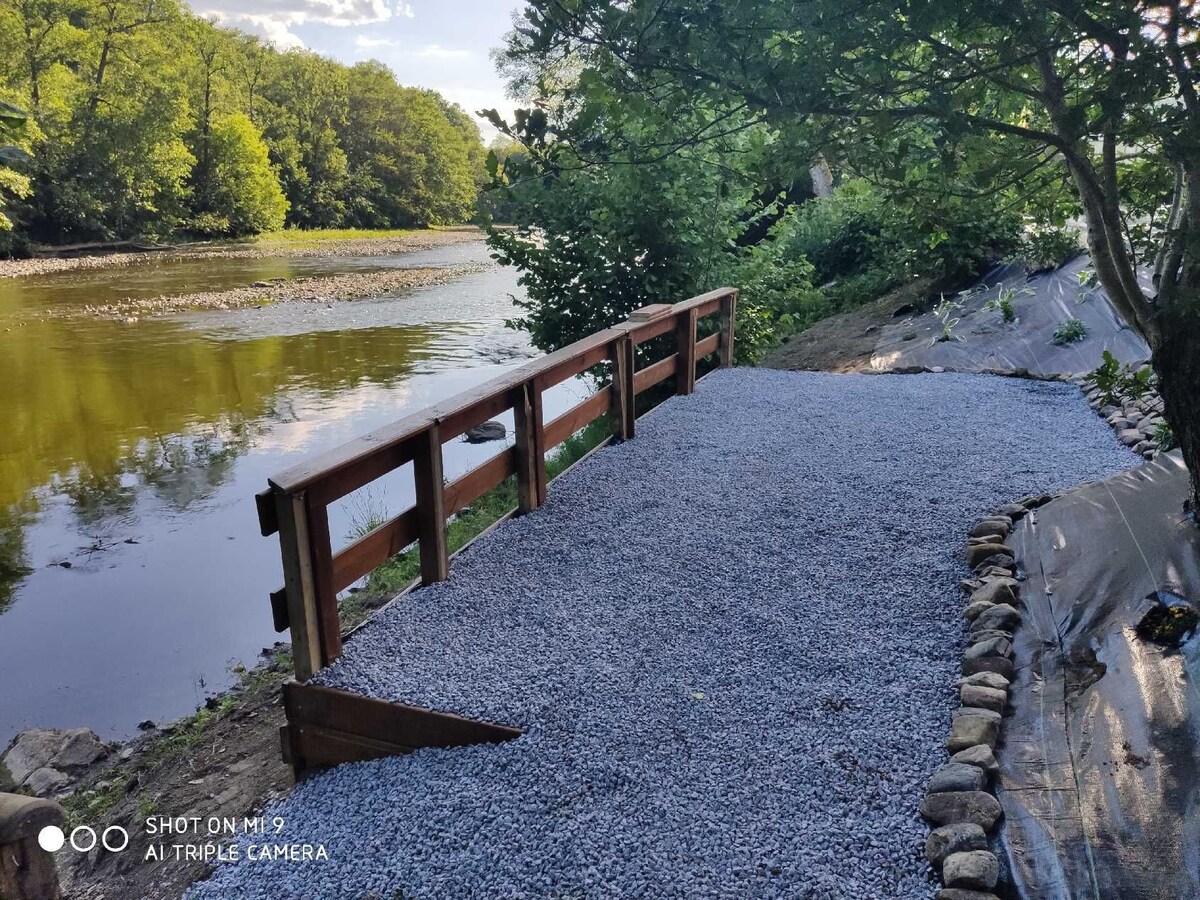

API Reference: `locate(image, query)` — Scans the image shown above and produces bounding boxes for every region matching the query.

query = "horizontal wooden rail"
[259,287,738,680]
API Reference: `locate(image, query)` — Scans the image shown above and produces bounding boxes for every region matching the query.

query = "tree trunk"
[1150,297,1200,521]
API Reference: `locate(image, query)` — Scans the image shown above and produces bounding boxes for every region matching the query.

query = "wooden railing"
[257,287,738,681]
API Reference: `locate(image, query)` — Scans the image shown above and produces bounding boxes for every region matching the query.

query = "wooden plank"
[674,286,736,318]
[439,390,511,444]
[331,508,419,594]
[543,388,612,449]
[274,492,322,681]
[610,335,635,441]
[719,290,738,367]
[270,588,289,633]
[283,682,522,776]
[304,495,343,667]
[676,308,698,395]
[512,381,546,513]
[633,353,678,393]
[256,490,278,536]
[695,331,720,358]
[627,314,678,344]
[413,424,449,585]
[533,341,610,393]
[628,303,673,322]
[444,449,515,517]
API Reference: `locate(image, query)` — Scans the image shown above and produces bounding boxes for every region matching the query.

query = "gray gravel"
[189,369,1137,900]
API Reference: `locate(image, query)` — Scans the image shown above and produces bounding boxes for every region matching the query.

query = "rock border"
[920,494,1052,900]
[1074,375,1169,461]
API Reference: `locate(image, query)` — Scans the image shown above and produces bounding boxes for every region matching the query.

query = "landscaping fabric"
[869,256,1150,377]
[1002,451,1200,900]
[189,368,1137,900]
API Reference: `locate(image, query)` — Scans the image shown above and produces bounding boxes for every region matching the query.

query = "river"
[0,240,588,745]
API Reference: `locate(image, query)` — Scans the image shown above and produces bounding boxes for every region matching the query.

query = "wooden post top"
[627,303,674,322]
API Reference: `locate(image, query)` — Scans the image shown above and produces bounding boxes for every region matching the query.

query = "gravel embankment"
[189,369,1137,900]
[0,227,484,279]
[72,262,492,319]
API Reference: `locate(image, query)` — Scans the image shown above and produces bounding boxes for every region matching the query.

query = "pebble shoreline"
[188,368,1137,900]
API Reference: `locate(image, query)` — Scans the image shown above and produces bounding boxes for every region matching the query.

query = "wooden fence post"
[513,380,546,513]
[0,794,65,900]
[719,291,737,368]
[413,424,450,584]
[274,491,323,681]
[303,496,343,668]
[676,308,698,395]
[610,333,636,440]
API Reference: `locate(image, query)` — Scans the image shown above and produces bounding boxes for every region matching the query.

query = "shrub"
[1052,318,1088,345]
[1023,226,1080,272]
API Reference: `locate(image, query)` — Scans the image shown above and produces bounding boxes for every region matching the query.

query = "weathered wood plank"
[304,495,343,667]
[676,308,698,395]
[444,449,515,517]
[413,424,449,585]
[633,353,678,393]
[544,388,612,449]
[256,490,278,536]
[283,682,522,777]
[626,315,678,344]
[719,291,738,368]
[695,331,720,358]
[274,492,322,681]
[331,508,419,594]
[610,335,635,441]
[512,381,546,513]
[628,303,674,321]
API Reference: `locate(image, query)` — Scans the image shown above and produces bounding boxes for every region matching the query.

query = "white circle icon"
[37,826,65,852]
[70,826,97,852]
[102,826,130,853]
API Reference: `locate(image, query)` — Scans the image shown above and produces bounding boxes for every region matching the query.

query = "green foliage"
[0,1,484,243]
[1154,422,1177,452]
[1084,351,1157,406]
[982,285,1032,324]
[199,112,288,235]
[931,296,962,344]
[1022,227,1080,272]
[1052,318,1088,345]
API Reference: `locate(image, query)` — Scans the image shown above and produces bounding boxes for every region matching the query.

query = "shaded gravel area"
[190,369,1137,900]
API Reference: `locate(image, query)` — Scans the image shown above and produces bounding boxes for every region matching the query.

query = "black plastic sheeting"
[1001,452,1200,899]
[869,256,1150,377]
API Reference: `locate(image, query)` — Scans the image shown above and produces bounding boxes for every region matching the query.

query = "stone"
[996,503,1028,520]
[1119,428,1144,446]
[943,850,1000,890]
[969,518,1011,539]
[464,421,507,443]
[952,706,1001,723]
[962,601,994,622]
[973,553,1016,574]
[950,744,1000,776]
[919,791,1003,830]
[925,823,987,865]
[960,671,1010,690]
[973,603,1021,632]
[937,890,1001,900]
[962,654,1015,680]
[967,628,1014,646]
[970,578,1019,606]
[960,578,984,594]
[1017,494,1053,509]
[961,684,1007,713]
[23,766,70,796]
[927,762,986,794]
[966,543,1009,567]
[964,636,1012,660]
[976,565,1017,579]
[946,714,998,752]
[2,728,106,785]
[967,534,1005,546]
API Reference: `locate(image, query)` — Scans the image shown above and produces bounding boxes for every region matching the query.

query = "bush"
[1052,318,1088,345]
[1023,226,1080,272]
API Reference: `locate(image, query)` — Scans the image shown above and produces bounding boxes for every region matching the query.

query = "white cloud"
[356,35,400,49]
[414,44,469,60]
[194,0,413,49]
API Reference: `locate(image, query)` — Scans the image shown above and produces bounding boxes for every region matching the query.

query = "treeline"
[0,0,486,250]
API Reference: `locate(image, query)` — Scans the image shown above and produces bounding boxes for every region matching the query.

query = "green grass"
[352,419,611,600]
[248,227,423,245]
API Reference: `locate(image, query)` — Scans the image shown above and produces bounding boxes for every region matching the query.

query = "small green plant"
[901,331,918,342]
[1052,318,1088,345]
[931,295,962,344]
[1153,422,1176,451]
[982,285,1032,323]
[1084,351,1158,406]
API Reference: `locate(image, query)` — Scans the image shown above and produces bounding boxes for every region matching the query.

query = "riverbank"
[62,260,492,320]
[0,226,486,279]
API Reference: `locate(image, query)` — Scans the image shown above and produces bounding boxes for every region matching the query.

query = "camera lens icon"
[39,825,129,854]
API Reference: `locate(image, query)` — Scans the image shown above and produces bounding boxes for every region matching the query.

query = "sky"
[186,0,526,140]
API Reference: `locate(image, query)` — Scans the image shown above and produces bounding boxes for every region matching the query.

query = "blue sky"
[187,0,526,139]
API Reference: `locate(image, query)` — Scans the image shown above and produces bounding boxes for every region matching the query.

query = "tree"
[509,0,1200,517]
[201,111,287,235]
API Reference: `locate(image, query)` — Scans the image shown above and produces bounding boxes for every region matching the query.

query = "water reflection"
[0,257,584,743]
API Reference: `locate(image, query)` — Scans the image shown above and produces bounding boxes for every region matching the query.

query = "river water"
[0,241,588,744]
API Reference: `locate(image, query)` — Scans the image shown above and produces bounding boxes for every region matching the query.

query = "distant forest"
[0,0,487,250]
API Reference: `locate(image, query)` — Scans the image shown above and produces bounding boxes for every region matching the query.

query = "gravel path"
[190,369,1136,900]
